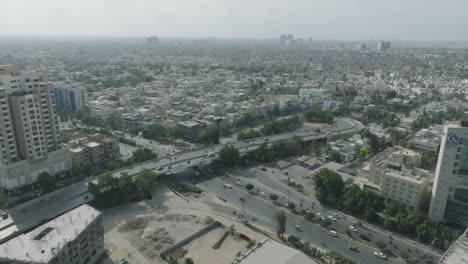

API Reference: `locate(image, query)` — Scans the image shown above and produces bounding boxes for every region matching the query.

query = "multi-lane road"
[0,118,360,242]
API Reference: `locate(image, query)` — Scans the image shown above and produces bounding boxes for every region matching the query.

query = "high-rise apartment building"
[429,123,468,226]
[53,86,86,112]
[0,65,71,194]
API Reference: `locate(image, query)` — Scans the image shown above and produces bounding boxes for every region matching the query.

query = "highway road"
[0,118,360,242]
[198,177,396,264]
[221,168,441,263]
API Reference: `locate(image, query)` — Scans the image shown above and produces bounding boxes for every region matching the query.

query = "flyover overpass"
[0,118,362,243]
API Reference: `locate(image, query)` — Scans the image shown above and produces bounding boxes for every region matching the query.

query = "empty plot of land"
[181,227,247,264]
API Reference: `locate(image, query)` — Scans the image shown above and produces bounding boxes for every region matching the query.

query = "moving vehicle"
[328,215,337,221]
[295,225,302,231]
[264,138,270,142]
[224,183,232,189]
[156,166,164,171]
[113,131,125,137]
[207,152,216,158]
[348,245,358,252]
[374,252,387,260]
[329,230,338,237]
[261,167,267,171]
[360,234,371,241]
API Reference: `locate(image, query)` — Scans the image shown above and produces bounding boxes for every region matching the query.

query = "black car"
[360,234,371,241]
[348,245,358,252]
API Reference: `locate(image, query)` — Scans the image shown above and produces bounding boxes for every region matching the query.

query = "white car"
[235,181,243,186]
[224,183,232,189]
[281,177,288,182]
[316,212,322,217]
[329,230,338,237]
[260,191,267,197]
[328,215,337,221]
[349,225,358,233]
[295,225,302,231]
[374,252,387,260]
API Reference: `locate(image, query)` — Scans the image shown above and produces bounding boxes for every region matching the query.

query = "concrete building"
[177,121,203,142]
[438,228,468,264]
[410,128,442,153]
[53,86,86,112]
[369,146,422,186]
[328,140,358,163]
[0,204,104,264]
[0,65,72,194]
[67,134,120,168]
[429,123,468,226]
[369,146,432,210]
[380,169,432,211]
[377,41,391,51]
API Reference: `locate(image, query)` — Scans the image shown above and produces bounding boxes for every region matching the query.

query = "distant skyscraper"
[280,34,294,46]
[429,122,468,226]
[53,86,86,112]
[377,41,391,50]
[145,36,159,44]
[356,43,368,50]
[0,65,71,195]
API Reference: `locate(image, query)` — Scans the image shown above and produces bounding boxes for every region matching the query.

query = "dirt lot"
[100,182,265,264]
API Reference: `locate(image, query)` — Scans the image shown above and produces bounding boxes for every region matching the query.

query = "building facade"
[0,65,72,194]
[53,86,86,112]
[67,134,120,168]
[0,204,104,264]
[429,124,468,226]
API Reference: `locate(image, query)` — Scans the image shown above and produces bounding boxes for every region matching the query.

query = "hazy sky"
[1,0,467,41]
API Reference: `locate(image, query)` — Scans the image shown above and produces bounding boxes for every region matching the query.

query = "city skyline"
[1,0,468,41]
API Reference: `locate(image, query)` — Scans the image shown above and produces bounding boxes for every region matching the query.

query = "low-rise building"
[177,121,203,142]
[410,127,442,153]
[0,204,104,264]
[369,146,432,210]
[67,134,120,168]
[328,140,358,163]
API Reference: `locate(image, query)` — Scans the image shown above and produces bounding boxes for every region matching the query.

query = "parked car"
[328,215,337,221]
[261,167,267,171]
[329,230,338,237]
[296,184,304,189]
[235,181,243,186]
[224,184,232,189]
[260,191,267,197]
[349,225,358,233]
[295,225,302,231]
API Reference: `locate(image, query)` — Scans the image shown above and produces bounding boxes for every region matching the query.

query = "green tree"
[37,172,57,194]
[168,256,179,264]
[135,169,156,192]
[245,183,254,191]
[237,129,261,140]
[314,169,345,206]
[240,112,255,126]
[184,258,194,264]
[218,145,240,168]
[274,210,287,239]
[197,127,220,144]
[304,107,334,124]
[131,148,158,163]
[269,193,279,201]
[421,151,438,170]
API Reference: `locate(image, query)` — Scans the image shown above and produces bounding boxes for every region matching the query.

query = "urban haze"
[0,1,467,264]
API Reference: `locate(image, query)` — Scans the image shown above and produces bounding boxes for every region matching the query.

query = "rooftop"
[235,239,318,264]
[0,204,101,263]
